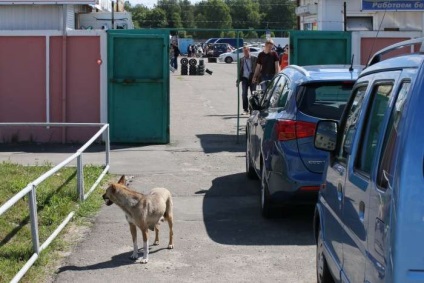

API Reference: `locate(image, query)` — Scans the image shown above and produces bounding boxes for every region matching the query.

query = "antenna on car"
[365,9,388,67]
[349,54,354,72]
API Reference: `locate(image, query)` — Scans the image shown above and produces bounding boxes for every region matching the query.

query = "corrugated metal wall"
[0,5,81,30]
[66,5,76,29]
[0,5,62,30]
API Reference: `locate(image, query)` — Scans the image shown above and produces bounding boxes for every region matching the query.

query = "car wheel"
[317,224,334,283]
[225,57,233,64]
[261,167,272,218]
[246,135,258,179]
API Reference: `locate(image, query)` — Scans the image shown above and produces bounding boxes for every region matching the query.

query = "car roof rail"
[285,65,310,77]
[366,37,424,67]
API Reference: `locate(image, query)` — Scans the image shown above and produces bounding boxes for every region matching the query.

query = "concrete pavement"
[0,61,316,282]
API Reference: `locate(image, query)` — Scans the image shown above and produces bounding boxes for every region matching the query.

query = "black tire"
[189,58,197,66]
[261,167,272,218]
[225,56,233,64]
[180,58,189,65]
[317,225,334,283]
[246,135,258,179]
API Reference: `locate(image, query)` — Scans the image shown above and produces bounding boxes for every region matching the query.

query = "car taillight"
[276,120,316,141]
[299,186,320,192]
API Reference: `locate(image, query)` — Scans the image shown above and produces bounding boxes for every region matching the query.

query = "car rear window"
[296,82,354,120]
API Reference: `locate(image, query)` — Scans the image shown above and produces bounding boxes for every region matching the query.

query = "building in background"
[295,0,424,65]
[296,0,424,32]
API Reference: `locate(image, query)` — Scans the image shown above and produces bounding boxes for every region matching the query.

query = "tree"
[244,29,258,38]
[144,8,168,28]
[258,0,296,31]
[179,0,195,28]
[195,0,232,38]
[128,4,150,28]
[157,0,183,28]
[227,0,261,29]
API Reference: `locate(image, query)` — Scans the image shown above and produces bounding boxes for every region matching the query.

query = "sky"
[128,0,200,8]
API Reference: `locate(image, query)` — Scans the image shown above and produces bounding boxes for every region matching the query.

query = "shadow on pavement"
[196,134,246,154]
[199,172,315,246]
[57,252,134,273]
[57,246,168,273]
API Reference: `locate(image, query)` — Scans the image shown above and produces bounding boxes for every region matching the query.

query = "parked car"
[204,43,234,62]
[313,38,424,283]
[246,65,361,218]
[218,46,261,63]
[214,38,244,49]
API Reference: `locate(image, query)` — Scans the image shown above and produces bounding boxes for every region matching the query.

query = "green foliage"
[144,8,168,28]
[244,30,258,38]
[0,162,110,283]
[224,30,236,38]
[126,0,296,36]
[129,4,150,29]
[228,0,261,29]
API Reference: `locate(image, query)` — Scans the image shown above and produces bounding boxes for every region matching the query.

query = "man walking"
[237,46,257,115]
[252,39,280,90]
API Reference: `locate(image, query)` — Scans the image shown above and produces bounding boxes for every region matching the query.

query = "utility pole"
[111,1,115,29]
[344,2,347,32]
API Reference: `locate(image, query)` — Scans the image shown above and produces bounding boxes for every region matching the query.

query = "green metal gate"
[289,31,352,66]
[108,29,170,143]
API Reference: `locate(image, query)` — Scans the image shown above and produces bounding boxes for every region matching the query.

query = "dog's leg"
[153,224,160,245]
[129,223,138,259]
[141,229,149,264]
[166,214,174,249]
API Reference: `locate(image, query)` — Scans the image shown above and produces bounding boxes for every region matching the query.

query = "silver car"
[218,46,261,63]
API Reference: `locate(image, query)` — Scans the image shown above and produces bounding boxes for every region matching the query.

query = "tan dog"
[102,175,174,264]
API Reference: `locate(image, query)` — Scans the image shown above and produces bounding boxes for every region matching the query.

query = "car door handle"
[337,183,343,202]
[359,201,365,222]
[253,122,258,126]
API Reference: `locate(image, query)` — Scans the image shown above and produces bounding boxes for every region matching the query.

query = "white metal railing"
[0,122,110,283]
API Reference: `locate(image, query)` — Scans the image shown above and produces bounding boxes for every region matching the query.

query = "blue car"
[246,65,360,217]
[314,38,424,283]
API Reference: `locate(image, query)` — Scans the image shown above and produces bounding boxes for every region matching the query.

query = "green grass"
[0,161,111,283]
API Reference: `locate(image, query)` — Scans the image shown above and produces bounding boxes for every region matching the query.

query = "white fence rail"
[0,122,110,283]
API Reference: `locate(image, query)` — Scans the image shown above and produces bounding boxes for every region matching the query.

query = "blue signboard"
[362,0,424,10]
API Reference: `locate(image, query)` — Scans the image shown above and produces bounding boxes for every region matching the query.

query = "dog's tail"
[163,193,173,220]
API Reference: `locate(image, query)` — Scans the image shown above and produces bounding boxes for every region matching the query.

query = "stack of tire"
[197,59,205,76]
[189,59,197,75]
[180,58,188,75]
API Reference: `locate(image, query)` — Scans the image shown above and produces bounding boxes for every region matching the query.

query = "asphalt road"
[0,60,316,282]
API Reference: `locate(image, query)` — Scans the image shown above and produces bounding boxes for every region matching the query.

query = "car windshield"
[296,81,354,120]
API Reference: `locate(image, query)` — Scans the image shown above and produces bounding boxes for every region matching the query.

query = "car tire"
[225,57,233,64]
[261,167,272,218]
[317,224,334,283]
[246,135,258,179]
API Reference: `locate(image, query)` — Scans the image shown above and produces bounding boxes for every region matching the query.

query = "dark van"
[214,38,244,48]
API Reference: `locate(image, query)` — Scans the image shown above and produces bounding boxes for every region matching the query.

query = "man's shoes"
[242,111,249,115]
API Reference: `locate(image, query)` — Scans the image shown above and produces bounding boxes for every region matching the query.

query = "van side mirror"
[249,90,263,111]
[314,120,338,151]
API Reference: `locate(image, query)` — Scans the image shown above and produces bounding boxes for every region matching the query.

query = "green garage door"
[290,31,352,66]
[108,29,170,143]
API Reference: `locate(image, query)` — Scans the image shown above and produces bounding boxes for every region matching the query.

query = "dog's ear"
[111,184,117,193]
[118,175,126,185]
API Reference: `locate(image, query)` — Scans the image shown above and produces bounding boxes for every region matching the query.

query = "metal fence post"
[77,155,84,201]
[28,184,40,254]
[106,125,110,166]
